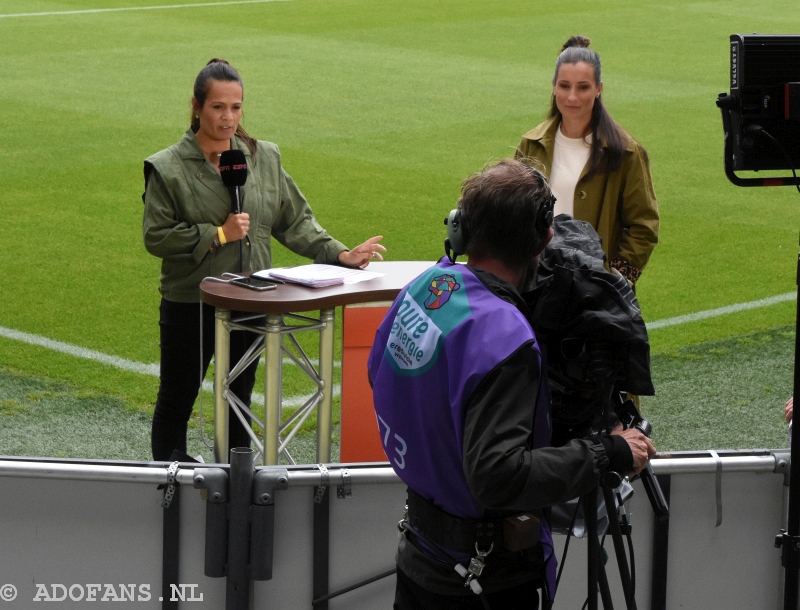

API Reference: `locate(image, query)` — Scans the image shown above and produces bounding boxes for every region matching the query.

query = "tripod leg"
[602,486,637,610]
[597,550,615,610]
[585,489,599,610]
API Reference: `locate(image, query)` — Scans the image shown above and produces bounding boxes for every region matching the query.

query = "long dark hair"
[191,58,258,157]
[548,36,626,176]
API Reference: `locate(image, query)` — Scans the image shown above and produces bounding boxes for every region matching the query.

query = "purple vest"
[370,260,558,598]
[368,259,552,519]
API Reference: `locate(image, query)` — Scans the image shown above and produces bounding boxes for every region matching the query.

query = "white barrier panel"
[0,451,789,609]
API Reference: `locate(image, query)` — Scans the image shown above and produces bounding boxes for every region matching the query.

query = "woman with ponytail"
[142,59,385,460]
[516,36,659,286]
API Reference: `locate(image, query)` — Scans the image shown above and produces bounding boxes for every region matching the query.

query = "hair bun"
[206,57,230,66]
[561,35,591,53]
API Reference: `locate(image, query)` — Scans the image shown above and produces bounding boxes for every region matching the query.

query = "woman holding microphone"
[143,58,384,461]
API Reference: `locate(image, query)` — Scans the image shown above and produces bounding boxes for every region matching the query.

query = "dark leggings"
[151,298,260,461]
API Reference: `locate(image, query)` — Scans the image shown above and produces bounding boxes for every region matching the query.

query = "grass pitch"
[1,0,799,460]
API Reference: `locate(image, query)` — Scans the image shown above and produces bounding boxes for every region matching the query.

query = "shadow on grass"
[0,366,152,460]
[643,326,794,452]
[0,366,335,464]
[2,325,794,460]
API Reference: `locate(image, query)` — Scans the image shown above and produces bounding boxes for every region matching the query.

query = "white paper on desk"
[253,264,384,285]
[338,268,385,284]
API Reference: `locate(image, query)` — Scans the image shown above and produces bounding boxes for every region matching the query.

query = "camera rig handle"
[640,464,669,521]
[616,397,670,520]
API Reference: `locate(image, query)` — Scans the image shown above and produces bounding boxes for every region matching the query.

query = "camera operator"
[368,159,655,610]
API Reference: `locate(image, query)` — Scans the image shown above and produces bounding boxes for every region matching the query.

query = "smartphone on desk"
[230,276,278,291]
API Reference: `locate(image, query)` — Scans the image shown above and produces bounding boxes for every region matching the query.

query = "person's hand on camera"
[221,212,250,242]
[612,427,656,475]
[785,397,793,424]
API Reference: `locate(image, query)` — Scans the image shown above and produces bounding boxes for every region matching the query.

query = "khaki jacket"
[516,117,659,281]
[143,130,347,302]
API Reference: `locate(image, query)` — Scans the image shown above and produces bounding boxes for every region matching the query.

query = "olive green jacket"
[143,130,347,302]
[515,117,659,282]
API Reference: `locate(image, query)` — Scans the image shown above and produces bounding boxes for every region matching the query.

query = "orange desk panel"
[340,305,390,463]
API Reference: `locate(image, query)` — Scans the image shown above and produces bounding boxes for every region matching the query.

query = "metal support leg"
[227,448,256,610]
[317,308,335,463]
[263,314,283,465]
[215,306,335,465]
[651,474,671,610]
[313,486,331,610]
[214,309,232,464]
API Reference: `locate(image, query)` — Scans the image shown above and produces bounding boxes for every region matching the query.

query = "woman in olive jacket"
[515,36,659,287]
[143,59,384,460]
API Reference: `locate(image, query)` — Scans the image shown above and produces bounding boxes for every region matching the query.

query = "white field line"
[0,0,291,19]
[0,291,795,404]
[0,325,339,408]
[646,291,796,330]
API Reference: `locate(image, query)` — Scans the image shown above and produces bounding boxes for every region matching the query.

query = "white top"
[551,126,591,217]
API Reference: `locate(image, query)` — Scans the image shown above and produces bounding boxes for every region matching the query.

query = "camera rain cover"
[527,215,654,397]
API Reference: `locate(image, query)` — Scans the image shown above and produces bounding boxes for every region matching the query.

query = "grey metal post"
[263,314,283,465]
[193,468,229,578]
[214,309,232,464]
[227,448,256,610]
[251,468,289,580]
[317,308,335,463]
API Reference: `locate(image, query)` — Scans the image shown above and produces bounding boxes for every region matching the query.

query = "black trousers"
[151,299,260,461]
[394,567,540,610]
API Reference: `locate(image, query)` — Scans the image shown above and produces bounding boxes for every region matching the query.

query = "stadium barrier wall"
[0,450,790,609]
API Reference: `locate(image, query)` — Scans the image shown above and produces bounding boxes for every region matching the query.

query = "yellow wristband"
[217,226,227,245]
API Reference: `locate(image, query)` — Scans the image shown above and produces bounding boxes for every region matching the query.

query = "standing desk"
[199,261,432,465]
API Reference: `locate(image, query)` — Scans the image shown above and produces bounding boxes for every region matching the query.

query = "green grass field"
[1,0,799,461]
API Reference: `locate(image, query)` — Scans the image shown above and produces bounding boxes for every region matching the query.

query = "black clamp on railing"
[337,468,352,499]
[314,464,329,504]
[775,530,800,567]
[161,461,180,509]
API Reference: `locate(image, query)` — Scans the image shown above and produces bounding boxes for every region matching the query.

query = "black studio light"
[717,34,800,186]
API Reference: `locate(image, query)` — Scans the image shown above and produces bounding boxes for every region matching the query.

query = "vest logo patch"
[384,268,470,375]
[424,273,461,310]
[386,294,441,371]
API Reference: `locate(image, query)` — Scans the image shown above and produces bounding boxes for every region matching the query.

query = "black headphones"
[444,165,556,263]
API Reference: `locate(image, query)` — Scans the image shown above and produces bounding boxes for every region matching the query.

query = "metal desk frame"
[200,261,433,465]
[212,309,336,465]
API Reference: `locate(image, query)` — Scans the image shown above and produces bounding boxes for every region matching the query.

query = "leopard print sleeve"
[610,255,642,286]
